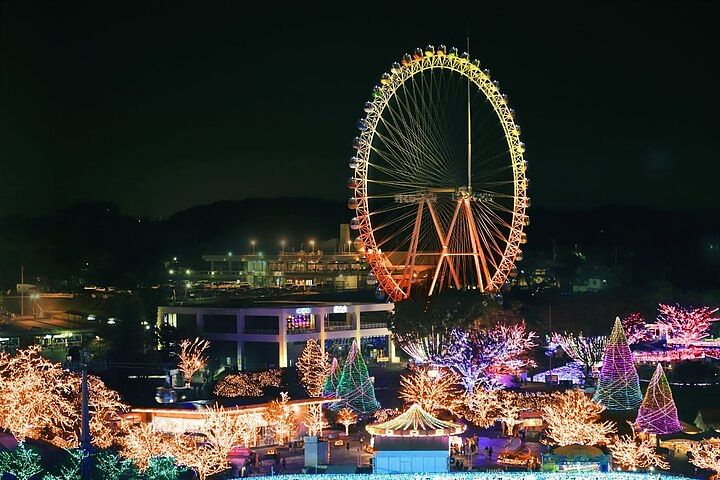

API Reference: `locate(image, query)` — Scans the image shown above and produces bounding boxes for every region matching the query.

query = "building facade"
[158,301,398,370]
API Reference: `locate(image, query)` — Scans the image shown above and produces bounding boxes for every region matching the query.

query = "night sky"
[1,1,717,218]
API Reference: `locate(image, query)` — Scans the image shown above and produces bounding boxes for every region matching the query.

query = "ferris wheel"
[348,45,529,302]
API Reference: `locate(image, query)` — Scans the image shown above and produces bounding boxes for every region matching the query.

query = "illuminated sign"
[295,307,312,315]
[333,305,348,314]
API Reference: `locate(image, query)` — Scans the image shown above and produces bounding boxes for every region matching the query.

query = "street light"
[250,239,256,255]
[280,239,286,254]
[347,240,352,253]
[309,239,315,254]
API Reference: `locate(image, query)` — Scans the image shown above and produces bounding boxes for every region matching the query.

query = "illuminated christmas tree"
[331,340,380,414]
[322,357,340,397]
[593,317,642,411]
[635,363,681,434]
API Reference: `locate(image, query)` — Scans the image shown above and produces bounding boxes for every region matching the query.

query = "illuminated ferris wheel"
[348,45,529,302]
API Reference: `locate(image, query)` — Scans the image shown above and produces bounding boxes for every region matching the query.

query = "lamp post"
[347,240,352,253]
[66,351,92,480]
[250,240,256,255]
[309,240,315,254]
[280,239,286,255]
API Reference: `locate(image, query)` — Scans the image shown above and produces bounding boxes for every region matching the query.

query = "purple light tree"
[592,317,642,411]
[635,363,682,434]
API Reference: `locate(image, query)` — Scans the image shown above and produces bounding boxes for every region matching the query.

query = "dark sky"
[1,1,717,218]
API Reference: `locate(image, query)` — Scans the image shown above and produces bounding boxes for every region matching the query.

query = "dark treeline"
[1,199,718,293]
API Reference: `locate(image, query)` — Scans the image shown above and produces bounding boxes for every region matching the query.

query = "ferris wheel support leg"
[427,200,462,290]
[402,202,425,297]
[464,199,491,291]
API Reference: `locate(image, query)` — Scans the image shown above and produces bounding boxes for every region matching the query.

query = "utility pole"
[548,305,553,371]
[20,266,24,316]
[80,350,92,480]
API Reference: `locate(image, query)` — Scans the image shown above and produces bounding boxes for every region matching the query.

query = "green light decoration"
[0,442,43,480]
[635,363,682,435]
[330,339,380,414]
[144,457,183,480]
[94,451,137,480]
[323,356,341,397]
[43,448,86,480]
[593,317,642,410]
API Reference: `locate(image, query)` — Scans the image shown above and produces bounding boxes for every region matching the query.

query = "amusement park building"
[157,300,398,370]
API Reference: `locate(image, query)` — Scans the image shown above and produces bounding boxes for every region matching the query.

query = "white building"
[158,300,398,370]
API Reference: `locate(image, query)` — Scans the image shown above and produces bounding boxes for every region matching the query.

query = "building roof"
[365,403,465,437]
[162,294,390,310]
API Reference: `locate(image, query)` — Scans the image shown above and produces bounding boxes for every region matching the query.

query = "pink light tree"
[621,313,651,345]
[657,304,719,347]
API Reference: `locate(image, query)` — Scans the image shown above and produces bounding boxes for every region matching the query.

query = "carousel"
[365,403,465,474]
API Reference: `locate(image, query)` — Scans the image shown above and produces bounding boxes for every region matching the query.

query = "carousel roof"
[365,403,466,437]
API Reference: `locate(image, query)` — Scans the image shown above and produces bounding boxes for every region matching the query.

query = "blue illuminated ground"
[231,473,687,480]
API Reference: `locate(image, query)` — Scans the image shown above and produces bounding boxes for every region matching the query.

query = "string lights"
[593,317,642,411]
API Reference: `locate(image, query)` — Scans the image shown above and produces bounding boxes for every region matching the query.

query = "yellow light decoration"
[541,389,616,446]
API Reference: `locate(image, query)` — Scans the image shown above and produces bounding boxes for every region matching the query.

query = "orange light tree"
[463,387,500,428]
[609,422,669,470]
[542,389,616,446]
[263,392,297,445]
[398,365,462,414]
[120,422,174,472]
[176,338,210,386]
[170,406,246,480]
[688,441,720,478]
[337,407,358,435]
[0,346,75,442]
[0,346,126,449]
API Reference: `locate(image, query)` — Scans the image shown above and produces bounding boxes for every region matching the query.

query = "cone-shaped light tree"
[635,363,682,434]
[593,317,642,410]
[323,357,341,397]
[331,340,380,414]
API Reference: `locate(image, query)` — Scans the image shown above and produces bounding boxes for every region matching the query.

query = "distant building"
[198,250,369,290]
[158,299,398,370]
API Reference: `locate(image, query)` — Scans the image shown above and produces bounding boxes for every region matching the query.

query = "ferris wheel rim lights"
[348,45,529,301]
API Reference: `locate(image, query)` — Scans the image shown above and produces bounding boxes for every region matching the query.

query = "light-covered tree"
[542,389,616,446]
[657,304,719,347]
[304,404,329,437]
[263,392,297,444]
[296,339,330,397]
[398,366,462,414]
[337,407,358,435]
[550,332,606,380]
[621,312,650,345]
[463,387,500,428]
[176,338,210,386]
[120,422,173,472]
[688,441,720,478]
[609,423,669,470]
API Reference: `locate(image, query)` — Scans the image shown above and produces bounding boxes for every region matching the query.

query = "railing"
[287,328,316,335]
[243,329,279,335]
[325,325,354,332]
[360,322,387,329]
